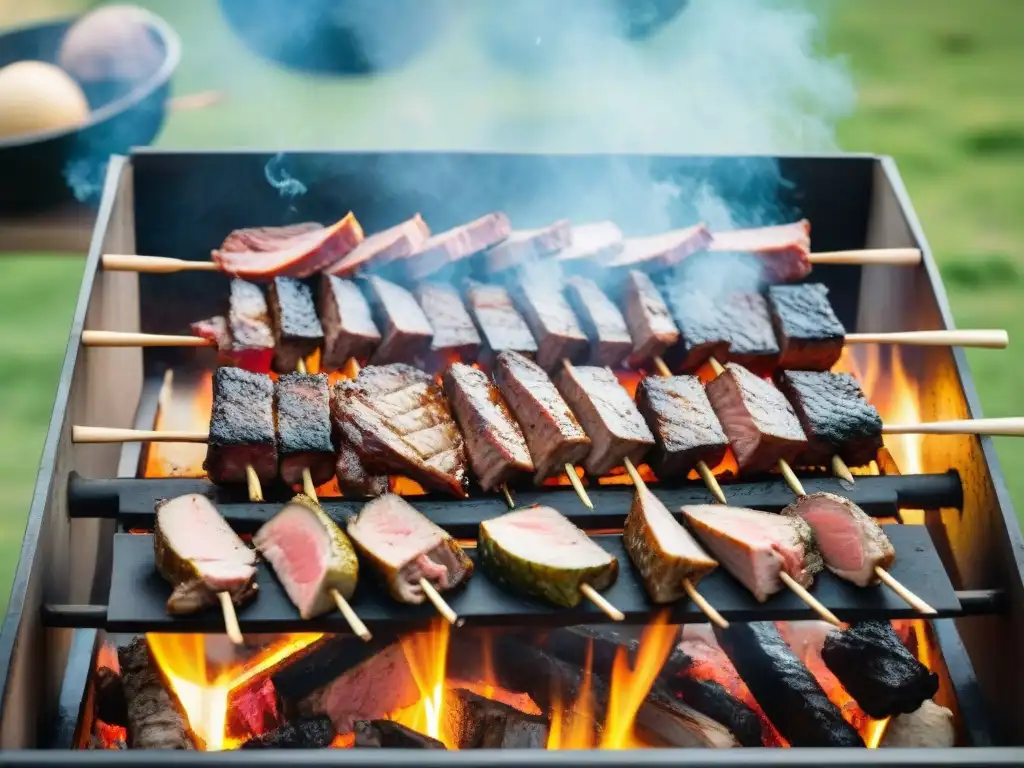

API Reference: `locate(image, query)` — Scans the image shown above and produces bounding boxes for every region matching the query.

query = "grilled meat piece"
[714,622,865,747]
[354,720,446,749]
[681,504,823,602]
[327,214,431,276]
[881,701,955,748]
[154,494,257,614]
[191,279,276,373]
[254,494,359,619]
[362,275,434,365]
[268,277,324,372]
[767,283,846,370]
[821,621,939,718]
[240,717,336,749]
[783,492,894,587]
[708,220,812,283]
[493,351,591,482]
[622,270,680,366]
[319,274,381,368]
[624,485,717,603]
[555,363,654,476]
[511,275,589,370]
[442,362,534,491]
[486,219,572,273]
[218,222,323,253]
[776,370,883,467]
[668,291,778,373]
[414,282,482,362]
[465,280,538,360]
[635,375,729,479]
[722,293,780,373]
[444,688,549,749]
[332,364,468,497]
[705,362,807,473]
[605,224,713,271]
[204,366,277,484]
[478,505,618,608]
[335,442,389,498]
[555,221,624,265]
[275,372,335,488]
[347,494,473,603]
[564,276,633,366]
[213,214,364,279]
[403,212,512,281]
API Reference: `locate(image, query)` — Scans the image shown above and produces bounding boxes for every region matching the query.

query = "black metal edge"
[0,156,129,719]
[45,629,98,750]
[931,619,997,747]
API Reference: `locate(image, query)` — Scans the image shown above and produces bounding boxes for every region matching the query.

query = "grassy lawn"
[0,0,1021,615]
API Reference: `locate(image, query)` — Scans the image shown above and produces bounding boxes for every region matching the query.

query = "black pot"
[0,12,179,215]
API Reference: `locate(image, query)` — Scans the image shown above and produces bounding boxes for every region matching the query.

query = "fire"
[547,642,596,749]
[143,370,212,478]
[395,620,451,745]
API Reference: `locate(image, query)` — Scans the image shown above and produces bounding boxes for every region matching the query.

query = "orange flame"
[394,620,451,746]
[547,642,596,749]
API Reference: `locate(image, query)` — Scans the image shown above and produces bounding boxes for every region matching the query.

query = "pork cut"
[511,274,589,371]
[275,372,335,488]
[319,274,381,368]
[402,212,512,281]
[361,275,434,365]
[218,222,323,253]
[485,219,572,273]
[555,221,624,265]
[327,214,430,276]
[605,224,712,271]
[203,366,278,485]
[622,270,680,367]
[767,283,846,370]
[414,282,482,363]
[465,280,538,360]
[563,276,633,366]
[708,220,812,283]
[268,277,324,372]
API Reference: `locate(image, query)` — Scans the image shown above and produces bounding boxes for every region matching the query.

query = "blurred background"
[0,0,1021,611]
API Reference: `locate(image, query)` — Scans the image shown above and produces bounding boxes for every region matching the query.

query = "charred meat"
[564,276,633,366]
[154,494,257,614]
[721,293,780,373]
[705,362,807,473]
[465,280,538,360]
[328,214,431,275]
[493,351,591,482]
[362,275,434,365]
[708,220,812,283]
[681,504,822,602]
[556,221,624,264]
[486,219,572,273]
[414,282,482,363]
[511,273,590,370]
[622,270,680,366]
[203,366,277,484]
[555,363,654,476]
[319,274,381,368]
[268,277,324,372]
[191,279,276,373]
[275,372,335,488]
[442,362,534,491]
[403,212,512,281]
[635,374,729,479]
[478,505,618,608]
[347,494,473,603]
[767,283,846,370]
[335,442,390,498]
[605,224,713,271]
[668,291,778,373]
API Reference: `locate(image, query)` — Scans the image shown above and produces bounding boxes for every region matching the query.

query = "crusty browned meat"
[623,270,680,367]
[486,220,572,273]
[721,293,780,374]
[327,215,431,276]
[335,441,389,498]
[668,291,778,373]
[191,279,276,373]
[204,367,278,484]
[362,275,434,365]
[319,274,381,368]
[767,283,846,371]
[268,277,324,372]
[511,275,589,371]
[564,276,633,366]
[708,220,812,283]
[403,212,512,280]
[605,224,712,271]
[465,280,538,360]
[414,282,481,363]
[275,372,335,488]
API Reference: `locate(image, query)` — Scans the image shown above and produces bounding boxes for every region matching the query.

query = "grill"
[1,149,1021,764]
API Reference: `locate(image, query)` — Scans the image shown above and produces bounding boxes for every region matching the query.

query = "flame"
[143,371,212,478]
[395,620,452,746]
[547,642,596,749]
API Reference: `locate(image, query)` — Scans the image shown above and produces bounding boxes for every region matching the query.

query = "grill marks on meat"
[268,277,324,372]
[485,220,572,273]
[493,351,590,482]
[564,276,633,366]
[705,362,807,473]
[555,363,654,476]
[332,364,468,497]
[511,276,589,371]
[606,224,712,271]
[191,279,276,373]
[635,375,729,479]
[319,275,381,368]
[327,214,430,276]
[204,367,277,484]
[347,494,473,603]
[362,275,434,365]
[776,370,883,467]
[709,220,812,283]
[442,362,533,491]
[555,221,624,264]
[212,213,364,279]
[275,372,335,487]
[403,212,512,281]
[414,282,481,362]
[768,283,846,370]
[622,270,680,366]
[465,281,538,359]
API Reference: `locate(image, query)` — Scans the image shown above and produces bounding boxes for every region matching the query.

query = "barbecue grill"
[1,149,1022,764]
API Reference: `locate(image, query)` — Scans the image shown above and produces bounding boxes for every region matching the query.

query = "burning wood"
[880,700,955,748]
[94,665,127,728]
[353,720,446,749]
[238,716,335,749]
[117,638,198,750]
[443,688,549,749]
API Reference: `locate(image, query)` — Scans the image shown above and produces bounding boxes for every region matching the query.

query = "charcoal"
[511,275,589,371]
[622,270,679,366]
[239,716,335,749]
[414,282,482,363]
[353,720,446,749]
[94,666,127,727]
[465,280,538,361]
[203,367,277,485]
[268,277,324,372]
[362,275,434,365]
[275,372,334,487]
[443,688,549,749]
[319,274,381,368]
[768,283,846,371]
[821,621,939,719]
[117,638,197,750]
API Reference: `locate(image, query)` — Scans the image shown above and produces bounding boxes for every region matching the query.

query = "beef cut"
[361,275,434,365]
[605,224,712,271]
[511,275,589,370]
[563,276,633,366]
[414,282,482,363]
[705,362,807,473]
[191,278,276,373]
[708,220,812,283]
[268,277,324,372]
[622,270,680,366]
[327,214,431,276]
[668,291,778,373]
[721,293,780,373]
[465,280,538,360]
[402,212,512,281]
[555,221,624,265]
[335,441,389,498]
[319,274,381,368]
[204,366,278,484]
[767,283,846,370]
[275,372,335,488]
[486,219,572,273]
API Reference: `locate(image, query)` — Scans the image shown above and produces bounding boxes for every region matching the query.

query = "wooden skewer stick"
[831,455,856,485]
[82,330,215,348]
[808,248,921,266]
[217,591,245,645]
[420,578,460,625]
[874,566,937,615]
[102,254,220,274]
[501,483,515,509]
[777,458,807,498]
[245,464,264,503]
[777,570,843,628]
[558,359,595,510]
[72,426,208,443]
[882,417,1024,436]
[844,329,1008,348]
[579,583,624,622]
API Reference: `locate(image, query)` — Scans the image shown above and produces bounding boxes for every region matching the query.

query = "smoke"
[264,153,308,199]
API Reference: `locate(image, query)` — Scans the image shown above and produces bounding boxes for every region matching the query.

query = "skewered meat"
[191,279,276,373]
[821,621,939,718]
[493,351,591,482]
[635,374,729,479]
[444,688,549,749]
[203,366,277,484]
[555,221,624,264]
[403,212,512,280]
[881,701,955,748]
[767,283,846,370]
[332,364,468,497]
[354,720,446,749]
[335,441,389,497]
[624,485,717,603]
[154,494,257,614]
[442,362,534,491]
[783,492,894,587]
[254,494,359,619]
[327,214,431,275]
[118,638,198,750]
[478,505,618,608]
[622,270,680,366]
[212,213,364,279]
[319,275,381,368]
[268,277,324,372]
[563,276,633,366]
[347,494,473,603]
[708,220,812,283]
[555,363,654,476]
[511,274,589,370]
[275,372,335,488]
[414,282,482,363]
[680,504,822,602]
[605,224,712,271]
[668,291,778,372]
[714,621,865,747]
[776,370,883,467]
[465,280,538,360]
[219,222,323,253]
[362,275,434,365]
[486,219,572,273]
[705,362,807,473]
[239,717,336,749]
[721,293,780,372]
